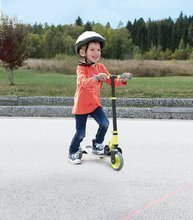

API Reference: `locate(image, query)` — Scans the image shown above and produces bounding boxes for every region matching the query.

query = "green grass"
[0,68,75,96]
[0,68,193,98]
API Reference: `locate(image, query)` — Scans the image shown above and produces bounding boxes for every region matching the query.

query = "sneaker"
[68,150,82,164]
[92,142,105,155]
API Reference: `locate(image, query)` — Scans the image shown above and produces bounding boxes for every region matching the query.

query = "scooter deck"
[82,145,105,159]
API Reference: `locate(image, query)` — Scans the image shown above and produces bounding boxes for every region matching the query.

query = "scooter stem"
[110,75,118,132]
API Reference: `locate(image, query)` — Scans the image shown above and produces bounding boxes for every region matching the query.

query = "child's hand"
[93,73,109,82]
[120,72,132,82]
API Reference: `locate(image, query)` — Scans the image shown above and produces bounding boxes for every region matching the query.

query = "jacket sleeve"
[76,66,99,89]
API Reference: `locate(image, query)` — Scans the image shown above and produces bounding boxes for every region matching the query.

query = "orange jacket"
[72,62,126,114]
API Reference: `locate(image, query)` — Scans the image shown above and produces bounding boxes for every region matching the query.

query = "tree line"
[1,12,193,61]
[26,13,193,60]
[127,12,193,60]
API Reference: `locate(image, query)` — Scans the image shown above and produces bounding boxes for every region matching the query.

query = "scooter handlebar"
[108,73,132,80]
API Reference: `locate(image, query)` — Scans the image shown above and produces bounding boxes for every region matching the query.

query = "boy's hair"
[75,31,105,54]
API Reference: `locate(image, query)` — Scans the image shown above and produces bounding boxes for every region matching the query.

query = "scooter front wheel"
[111,151,124,171]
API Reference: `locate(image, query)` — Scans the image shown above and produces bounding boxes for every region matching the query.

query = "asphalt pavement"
[0,117,193,220]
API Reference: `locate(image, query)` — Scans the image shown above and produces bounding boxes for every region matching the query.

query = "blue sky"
[1,0,193,28]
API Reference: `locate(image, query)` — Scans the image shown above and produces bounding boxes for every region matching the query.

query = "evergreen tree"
[32,22,44,34]
[146,19,158,50]
[75,16,83,26]
[105,22,111,29]
[171,26,177,51]
[126,20,132,34]
[84,21,92,31]
[175,12,189,47]
[134,18,146,53]
[157,18,173,51]
[187,24,193,46]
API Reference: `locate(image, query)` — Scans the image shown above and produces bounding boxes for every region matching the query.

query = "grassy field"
[1,68,193,98]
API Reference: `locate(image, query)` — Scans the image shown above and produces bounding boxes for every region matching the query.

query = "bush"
[189,51,193,60]
[172,49,187,60]
[160,49,172,60]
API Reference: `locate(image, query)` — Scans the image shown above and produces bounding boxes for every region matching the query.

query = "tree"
[117,21,124,29]
[105,22,111,29]
[134,18,146,53]
[28,33,43,58]
[63,35,75,55]
[84,21,92,31]
[32,22,44,34]
[171,26,177,51]
[42,28,63,57]
[105,28,133,59]
[75,16,83,26]
[187,24,193,46]
[0,15,29,85]
[146,19,158,51]
[126,20,132,34]
[157,19,172,51]
[175,12,189,48]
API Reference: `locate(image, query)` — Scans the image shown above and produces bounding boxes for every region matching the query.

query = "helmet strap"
[78,58,95,66]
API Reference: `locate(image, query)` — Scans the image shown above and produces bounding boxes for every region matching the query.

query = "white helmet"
[75,31,105,54]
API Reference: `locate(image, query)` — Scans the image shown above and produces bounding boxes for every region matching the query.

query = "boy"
[68,31,132,164]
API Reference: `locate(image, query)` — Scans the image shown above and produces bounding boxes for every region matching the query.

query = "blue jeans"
[69,106,109,154]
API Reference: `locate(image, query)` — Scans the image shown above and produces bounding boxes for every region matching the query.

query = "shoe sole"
[68,158,82,164]
[92,150,104,155]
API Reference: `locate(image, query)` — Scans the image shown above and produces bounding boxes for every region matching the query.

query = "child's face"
[80,42,101,64]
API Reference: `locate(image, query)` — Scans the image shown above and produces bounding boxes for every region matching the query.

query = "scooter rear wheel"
[111,151,124,171]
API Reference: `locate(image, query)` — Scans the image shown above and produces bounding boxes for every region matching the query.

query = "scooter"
[82,74,131,171]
